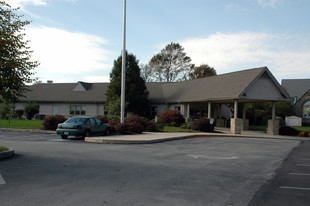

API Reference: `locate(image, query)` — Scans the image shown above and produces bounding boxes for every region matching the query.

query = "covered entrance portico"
[179,67,290,135]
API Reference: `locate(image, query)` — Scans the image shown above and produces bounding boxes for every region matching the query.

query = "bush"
[114,123,131,134]
[113,116,156,134]
[15,109,24,119]
[125,116,148,128]
[191,118,214,132]
[180,123,188,129]
[97,116,109,123]
[145,121,156,132]
[158,110,185,127]
[24,102,39,120]
[42,115,67,130]
[279,126,299,136]
[153,118,165,131]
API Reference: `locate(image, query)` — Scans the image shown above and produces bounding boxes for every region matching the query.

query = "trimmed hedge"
[191,118,214,132]
[42,115,67,130]
[158,110,185,127]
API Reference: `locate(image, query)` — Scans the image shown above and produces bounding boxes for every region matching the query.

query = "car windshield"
[65,118,87,124]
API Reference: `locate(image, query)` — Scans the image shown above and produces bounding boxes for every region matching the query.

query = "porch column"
[243,103,249,130]
[216,104,225,127]
[208,101,211,119]
[267,102,279,135]
[185,103,192,123]
[231,100,242,134]
[234,99,238,119]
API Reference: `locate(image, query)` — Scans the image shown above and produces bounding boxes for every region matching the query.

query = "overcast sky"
[7,0,310,83]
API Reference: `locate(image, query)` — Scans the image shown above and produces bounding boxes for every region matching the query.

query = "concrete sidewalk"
[85,127,310,144]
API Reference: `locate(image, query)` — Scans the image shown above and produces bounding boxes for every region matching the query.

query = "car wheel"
[61,135,68,139]
[84,129,91,138]
[105,128,110,136]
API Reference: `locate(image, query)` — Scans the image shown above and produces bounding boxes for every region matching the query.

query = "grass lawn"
[293,126,310,133]
[0,146,9,152]
[161,126,196,132]
[0,119,42,129]
[249,125,267,131]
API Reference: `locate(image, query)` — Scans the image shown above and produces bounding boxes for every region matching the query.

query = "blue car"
[56,116,110,139]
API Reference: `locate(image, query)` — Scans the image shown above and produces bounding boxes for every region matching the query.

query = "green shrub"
[42,115,67,130]
[191,118,214,132]
[24,102,39,120]
[158,110,185,127]
[153,118,165,131]
[180,123,188,129]
[15,109,24,119]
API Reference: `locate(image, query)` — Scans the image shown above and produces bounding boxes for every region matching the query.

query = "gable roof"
[282,79,310,101]
[22,83,108,103]
[20,67,289,104]
[147,67,289,103]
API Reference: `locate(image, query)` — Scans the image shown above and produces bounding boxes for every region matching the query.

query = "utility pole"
[121,0,126,123]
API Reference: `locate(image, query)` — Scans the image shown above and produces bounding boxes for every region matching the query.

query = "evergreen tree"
[106,52,149,117]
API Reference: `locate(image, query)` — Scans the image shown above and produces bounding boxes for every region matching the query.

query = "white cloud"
[26,26,113,76]
[181,32,310,80]
[83,76,110,83]
[7,0,47,8]
[257,0,283,8]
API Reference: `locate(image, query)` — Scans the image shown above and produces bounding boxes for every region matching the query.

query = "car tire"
[61,135,68,139]
[84,129,91,138]
[105,128,110,136]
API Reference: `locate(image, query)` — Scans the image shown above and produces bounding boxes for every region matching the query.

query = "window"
[303,101,310,118]
[174,106,181,111]
[70,105,86,115]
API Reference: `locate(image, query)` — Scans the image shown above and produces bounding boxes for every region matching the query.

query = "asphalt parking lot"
[0,130,307,206]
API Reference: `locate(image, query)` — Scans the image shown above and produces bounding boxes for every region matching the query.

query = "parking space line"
[279,186,310,191]
[0,174,6,184]
[296,164,310,167]
[289,173,310,176]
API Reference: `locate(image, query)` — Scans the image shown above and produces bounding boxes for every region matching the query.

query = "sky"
[6,0,310,83]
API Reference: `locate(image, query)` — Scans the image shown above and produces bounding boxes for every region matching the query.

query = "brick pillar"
[231,118,243,134]
[267,119,280,135]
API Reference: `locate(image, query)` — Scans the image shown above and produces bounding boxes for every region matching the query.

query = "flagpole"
[121,0,126,123]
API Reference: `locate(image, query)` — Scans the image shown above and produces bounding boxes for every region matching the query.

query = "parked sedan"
[56,116,110,139]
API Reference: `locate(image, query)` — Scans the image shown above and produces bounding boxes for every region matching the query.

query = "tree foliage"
[106,52,149,117]
[149,42,193,82]
[0,1,39,103]
[189,64,217,79]
[24,102,39,120]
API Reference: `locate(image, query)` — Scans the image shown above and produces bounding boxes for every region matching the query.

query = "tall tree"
[106,52,149,117]
[149,42,193,82]
[140,63,154,82]
[189,64,217,79]
[0,1,39,103]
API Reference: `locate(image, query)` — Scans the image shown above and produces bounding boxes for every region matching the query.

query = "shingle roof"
[22,83,108,103]
[20,67,288,104]
[282,79,310,101]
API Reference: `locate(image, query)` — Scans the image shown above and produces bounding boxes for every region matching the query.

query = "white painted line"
[289,173,310,176]
[0,174,6,184]
[187,154,239,160]
[279,186,310,191]
[296,164,310,167]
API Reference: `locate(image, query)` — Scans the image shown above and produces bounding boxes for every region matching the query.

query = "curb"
[0,148,15,160]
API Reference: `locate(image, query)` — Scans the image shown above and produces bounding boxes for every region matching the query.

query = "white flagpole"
[121,0,126,123]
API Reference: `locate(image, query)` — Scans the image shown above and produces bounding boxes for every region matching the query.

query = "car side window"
[90,118,96,125]
[95,118,102,125]
[85,119,91,125]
